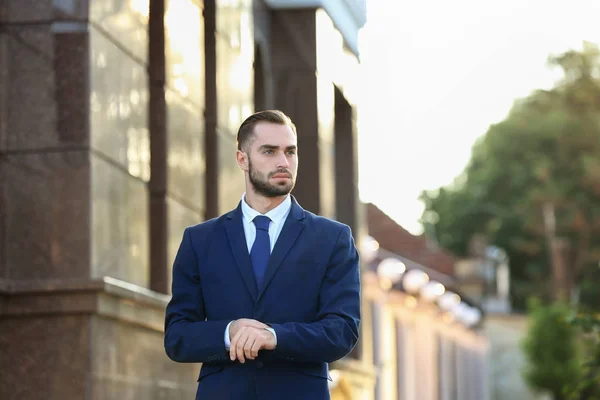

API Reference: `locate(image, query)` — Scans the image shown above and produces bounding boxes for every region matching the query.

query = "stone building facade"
[0,0,368,398]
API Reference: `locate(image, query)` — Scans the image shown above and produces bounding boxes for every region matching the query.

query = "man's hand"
[229,318,268,341]
[229,326,276,363]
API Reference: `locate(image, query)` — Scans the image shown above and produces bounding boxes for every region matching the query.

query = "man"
[164,110,360,400]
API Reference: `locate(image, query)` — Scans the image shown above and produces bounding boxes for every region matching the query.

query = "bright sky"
[357,0,600,235]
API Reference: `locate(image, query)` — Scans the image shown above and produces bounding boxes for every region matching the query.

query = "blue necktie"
[250,215,271,289]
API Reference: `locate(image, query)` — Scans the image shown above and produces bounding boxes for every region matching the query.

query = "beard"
[248,158,295,198]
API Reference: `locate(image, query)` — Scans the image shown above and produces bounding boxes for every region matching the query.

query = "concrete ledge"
[0,278,197,400]
[0,277,170,332]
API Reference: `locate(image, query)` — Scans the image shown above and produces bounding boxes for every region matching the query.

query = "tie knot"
[253,215,271,231]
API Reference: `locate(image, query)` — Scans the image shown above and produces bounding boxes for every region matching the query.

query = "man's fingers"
[231,329,245,362]
[230,327,244,361]
[229,335,237,361]
[236,331,250,363]
[244,335,260,360]
[230,327,272,362]
[251,338,262,358]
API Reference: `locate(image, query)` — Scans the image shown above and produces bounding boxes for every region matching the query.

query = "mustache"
[269,169,292,178]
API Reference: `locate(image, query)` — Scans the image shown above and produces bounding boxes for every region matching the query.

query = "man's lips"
[272,173,291,179]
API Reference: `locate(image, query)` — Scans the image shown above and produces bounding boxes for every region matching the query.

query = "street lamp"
[463,307,482,326]
[420,280,445,302]
[376,257,406,290]
[452,302,471,324]
[438,291,461,312]
[402,269,429,295]
[451,302,482,327]
[360,235,380,264]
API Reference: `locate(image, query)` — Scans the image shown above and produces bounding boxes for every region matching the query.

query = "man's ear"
[236,149,249,171]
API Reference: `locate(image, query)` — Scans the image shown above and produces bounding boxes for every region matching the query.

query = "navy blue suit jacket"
[164,197,361,400]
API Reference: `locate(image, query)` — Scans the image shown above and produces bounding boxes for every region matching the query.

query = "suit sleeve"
[268,225,361,364]
[164,227,231,363]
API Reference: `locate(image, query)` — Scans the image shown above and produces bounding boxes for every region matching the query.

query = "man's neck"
[244,191,288,214]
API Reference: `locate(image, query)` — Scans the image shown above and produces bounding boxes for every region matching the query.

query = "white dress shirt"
[224,193,292,349]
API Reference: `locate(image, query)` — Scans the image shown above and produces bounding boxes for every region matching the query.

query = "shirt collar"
[241,193,292,225]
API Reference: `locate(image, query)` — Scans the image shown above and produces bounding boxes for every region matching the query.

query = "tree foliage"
[420,42,600,310]
[522,303,600,400]
[521,299,582,400]
[565,310,600,399]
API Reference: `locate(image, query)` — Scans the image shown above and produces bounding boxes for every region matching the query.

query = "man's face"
[244,122,298,197]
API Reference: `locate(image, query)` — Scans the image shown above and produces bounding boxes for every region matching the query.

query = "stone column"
[371,301,384,400]
[204,0,219,220]
[148,0,168,294]
[0,4,91,397]
[439,336,457,400]
[0,0,91,283]
[270,9,320,214]
[334,87,359,234]
[455,344,469,400]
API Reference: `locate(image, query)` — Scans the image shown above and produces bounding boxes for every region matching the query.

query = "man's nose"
[276,153,289,168]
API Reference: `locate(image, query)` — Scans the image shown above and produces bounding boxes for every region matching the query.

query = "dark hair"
[236,110,297,151]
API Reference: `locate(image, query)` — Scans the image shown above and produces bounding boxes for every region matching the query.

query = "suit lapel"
[257,198,305,301]
[224,204,258,302]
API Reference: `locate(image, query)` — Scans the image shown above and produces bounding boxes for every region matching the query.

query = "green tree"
[521,300,582,400]
[420,42,600,310]
[565,310,600,399]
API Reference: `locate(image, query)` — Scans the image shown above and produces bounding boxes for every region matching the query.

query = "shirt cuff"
[225,321,233,349]
[265,327,277,346]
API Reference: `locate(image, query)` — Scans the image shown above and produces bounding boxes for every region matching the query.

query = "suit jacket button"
[256,361,263,368]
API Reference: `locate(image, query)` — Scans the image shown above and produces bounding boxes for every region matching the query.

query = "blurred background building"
[1,0,489,399]
[359,204,489,400]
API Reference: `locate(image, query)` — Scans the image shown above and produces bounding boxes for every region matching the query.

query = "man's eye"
[287,150,296,155]
[264,150,273,154]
